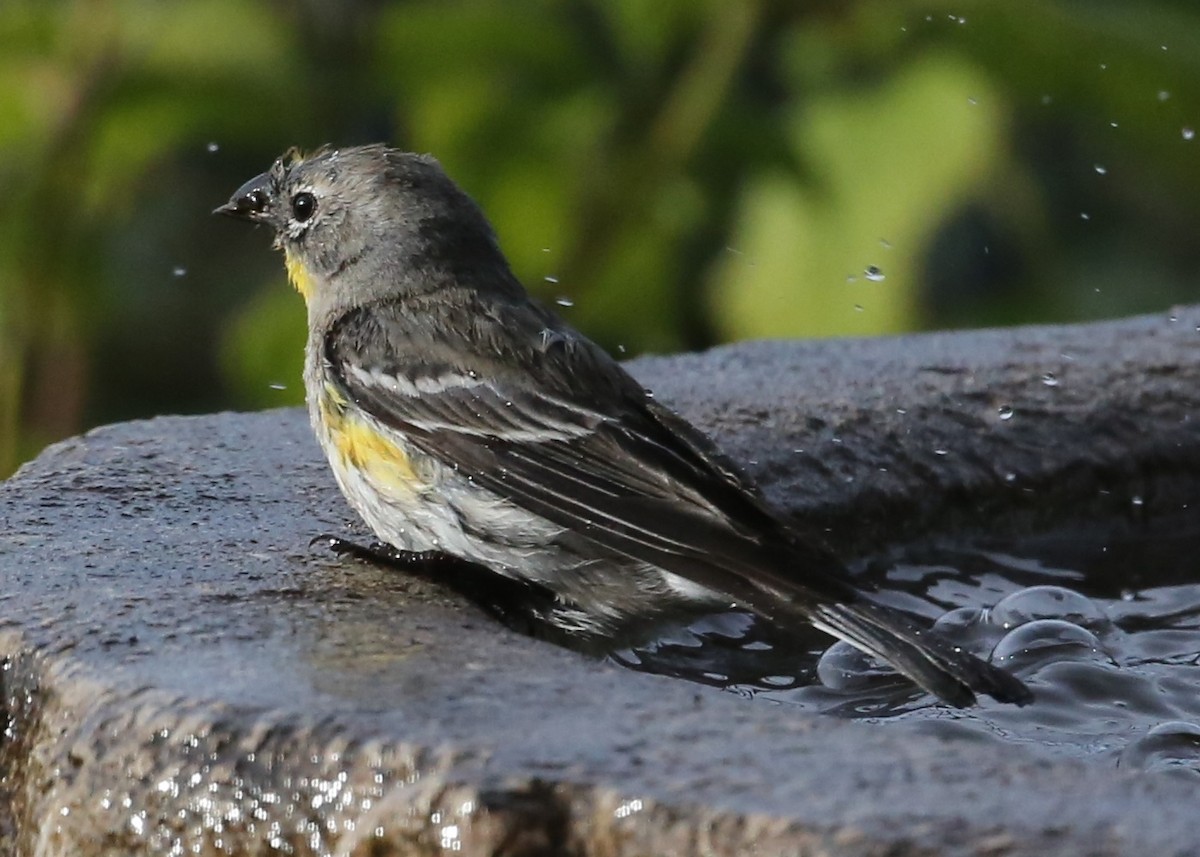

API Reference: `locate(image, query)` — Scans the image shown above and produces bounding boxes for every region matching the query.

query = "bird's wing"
[323,292,856,612]
[323,293,1034,708]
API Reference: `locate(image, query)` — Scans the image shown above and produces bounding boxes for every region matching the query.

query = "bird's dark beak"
[213,172,273,221]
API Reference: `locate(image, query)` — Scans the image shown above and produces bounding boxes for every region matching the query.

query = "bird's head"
[215,144,510,315]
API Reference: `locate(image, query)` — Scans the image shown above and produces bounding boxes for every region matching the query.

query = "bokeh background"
[2,0,1199,477]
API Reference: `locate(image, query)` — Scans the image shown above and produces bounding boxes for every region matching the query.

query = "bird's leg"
[310,534,460,573]
[309,533,577,644]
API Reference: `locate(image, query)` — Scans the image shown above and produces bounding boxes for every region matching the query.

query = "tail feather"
[810,600,1033,708]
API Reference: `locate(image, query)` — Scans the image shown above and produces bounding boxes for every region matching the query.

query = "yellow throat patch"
[284,248,315,302]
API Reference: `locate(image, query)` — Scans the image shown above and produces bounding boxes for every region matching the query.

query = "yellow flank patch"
[284,248,315,301]
[322,397,422,495]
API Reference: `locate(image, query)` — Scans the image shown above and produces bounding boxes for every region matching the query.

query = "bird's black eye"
[291,191,316,223]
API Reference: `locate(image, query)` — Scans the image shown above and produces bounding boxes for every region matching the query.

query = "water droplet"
[845,274,858,283]
[1159,90,1172,101]
[864,265,885,282]
[206,142,220,153]
[816,641,892,691]
[172,266,187,278]
[990,585,1111,632]
[1119,722,1200,775]
[934,448,948,456]
[997,405,1014,421]
[880,238,893,250]
[268,383,287,391]
[895,408,907,415]
[967,96,978,106]
[853,304,864,313]
[544,275,559,284]
[1131,495,1144,507]
[1110,120,1119,128]
[1041,94,1054,106]
[1184,127,1195,141]
[991,619,1112,674]
[1041,372,1059,387]
[555,296,574,307]
[1099,63,1108,71]
[1004,472,1017,483]
[1080,212,1091,221]
[1094,164,1107,175]
[617,344,626,354]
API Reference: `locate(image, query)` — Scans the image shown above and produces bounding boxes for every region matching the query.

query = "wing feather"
[324,296,857,614]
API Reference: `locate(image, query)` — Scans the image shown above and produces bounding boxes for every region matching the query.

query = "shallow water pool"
[614,511,1200,773]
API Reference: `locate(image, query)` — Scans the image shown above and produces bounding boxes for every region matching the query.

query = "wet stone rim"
[3,307,1200,855]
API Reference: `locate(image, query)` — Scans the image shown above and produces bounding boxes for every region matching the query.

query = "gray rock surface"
[4,307,1200,856]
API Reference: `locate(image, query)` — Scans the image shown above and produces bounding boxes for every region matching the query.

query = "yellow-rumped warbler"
[215,144,1031,708]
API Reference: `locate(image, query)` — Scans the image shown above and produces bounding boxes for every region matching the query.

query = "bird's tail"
[809,599,1033,708]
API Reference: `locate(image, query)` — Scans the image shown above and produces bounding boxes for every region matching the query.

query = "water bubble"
[554,296,574,307]
[880,238,893,250]
[967,96,978,106]
[1004,472,1017,483]
[1041,94,1053,106]
[933,448,948,456]
[991,619,1113,674]
[1080,212,1091,221]
[1159,90,1172,102]
[816,641,892,691]
[990,585,1111,632]
[853,304,864,313]
[1119,722,1200,776]
[864,265,886,282]
[267,383,287,391]
[206,142,220,153]
[1131,495,1145,507]
[1183,127,1196,141]
[932,607,1002,657]
[544,275,559,284]
[1094,164,1107,175]
[172,266,187,278]
[997,405,1014,421]
[1041,372,1059,387]
[846,274,858,283]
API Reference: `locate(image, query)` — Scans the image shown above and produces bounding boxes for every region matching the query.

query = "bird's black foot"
[309,533,576,644]
[310,534,462,577]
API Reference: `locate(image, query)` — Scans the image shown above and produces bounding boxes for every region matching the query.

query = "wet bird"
[215,144,1032,708]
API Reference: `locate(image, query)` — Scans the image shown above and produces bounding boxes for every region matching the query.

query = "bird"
[215,144,1032,708]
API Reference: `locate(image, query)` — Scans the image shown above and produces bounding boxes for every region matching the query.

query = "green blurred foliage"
[1,0,1198,475]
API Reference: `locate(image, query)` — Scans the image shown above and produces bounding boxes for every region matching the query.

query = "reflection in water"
[609,520,1200,773]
